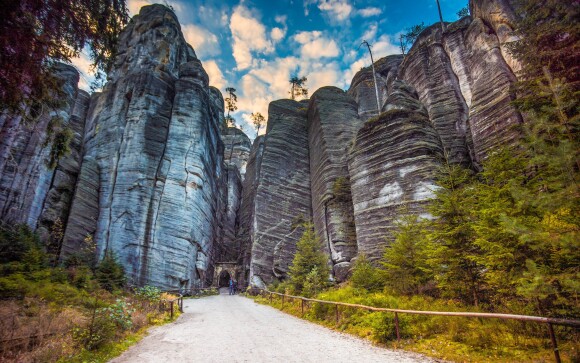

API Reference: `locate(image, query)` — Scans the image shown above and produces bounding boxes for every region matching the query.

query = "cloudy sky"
[72,0,467,138]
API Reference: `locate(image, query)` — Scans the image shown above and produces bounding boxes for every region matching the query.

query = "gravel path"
[110,291,436,363]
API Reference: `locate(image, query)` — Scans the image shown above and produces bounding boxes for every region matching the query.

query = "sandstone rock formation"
[307,87,361,281]
[348,55,403,122]
[235,136,265,286]
[349,81,444,260]
[62,5,226,289]
[223,127,251,179]
[0,64,82,232]
[249,100,311,288]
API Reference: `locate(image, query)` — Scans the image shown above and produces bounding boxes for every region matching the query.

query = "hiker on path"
[229,278,234,295]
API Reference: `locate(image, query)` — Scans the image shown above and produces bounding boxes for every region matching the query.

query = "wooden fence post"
[335,304,339,323]
[394,312,401,342]
[301,299,304,316]
[547,323,561,363]
[170,300,174,319]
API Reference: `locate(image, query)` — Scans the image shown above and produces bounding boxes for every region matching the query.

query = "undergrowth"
[0,224,181,363]
[252,286,579,362]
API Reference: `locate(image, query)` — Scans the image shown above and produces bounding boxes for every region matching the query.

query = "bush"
[134,286,161,303]
[350,254,384,292]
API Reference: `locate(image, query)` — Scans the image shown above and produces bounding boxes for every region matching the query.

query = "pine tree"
[427,161,485,306]
[288,222,329,297]
[382,214,434,296]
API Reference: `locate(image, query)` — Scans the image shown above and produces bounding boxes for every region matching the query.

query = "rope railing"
[259,289,580,363]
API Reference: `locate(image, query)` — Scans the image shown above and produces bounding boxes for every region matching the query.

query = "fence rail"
[260,289,580,363]
[161,287,219,319]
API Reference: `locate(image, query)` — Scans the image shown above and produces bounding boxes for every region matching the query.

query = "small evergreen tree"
[251,112,266,137]
[95,252,126,292]
[427,161,485,306]
[382,215,434,296]
[288,222,329,297]
[350,254,384,292]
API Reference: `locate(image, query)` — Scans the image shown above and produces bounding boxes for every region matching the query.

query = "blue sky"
[73,0,467,137]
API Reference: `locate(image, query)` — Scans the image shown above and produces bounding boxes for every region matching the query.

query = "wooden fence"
[259,289,580,363]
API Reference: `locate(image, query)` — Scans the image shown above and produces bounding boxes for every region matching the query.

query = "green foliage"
[0,224,45,268]
[331,176,351,203]
[381,215,434,296]
[287,222,330,297]
[509,0,579,116]
[95,252,126,292]
[135,285,162,303]
[289,74,308,100]
[400,22,426,54]
[0,0,129,112]
[350,254,384,292]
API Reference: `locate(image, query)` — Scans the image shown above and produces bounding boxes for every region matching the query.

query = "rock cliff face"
[0,64,83,234]
[307,87,361,281]
[347,55,403,121]
[62,5,226,288]
[223,127,251,179]
[398,16,521,164]
[249,100,311,288]
[235,136,265,286]
[349,81,444,260]
[0,0,526,288]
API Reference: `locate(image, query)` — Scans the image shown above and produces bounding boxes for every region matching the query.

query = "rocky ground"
[110,291,437,363]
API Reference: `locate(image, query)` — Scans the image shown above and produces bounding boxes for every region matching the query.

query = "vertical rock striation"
[307,87,361,281]
[235,136,265,287]
[348,55,403,122]
[398,24,472,166]
[0,64,81,230]
[62,5,225,288]
[36,89,90,246]
[348,81,444,260]
[249,100,311,288]
[223,127,251,179]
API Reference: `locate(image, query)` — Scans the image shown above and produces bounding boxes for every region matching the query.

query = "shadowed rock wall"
[349,81,444,260]
[307,87,361,281]
[62,5,226,289]
[249,100,311,288]
[0,64,83,234]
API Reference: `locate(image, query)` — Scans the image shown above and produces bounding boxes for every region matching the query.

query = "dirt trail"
[110,291,436,363]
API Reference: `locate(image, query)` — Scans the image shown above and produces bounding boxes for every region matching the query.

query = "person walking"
[228,278,234,295]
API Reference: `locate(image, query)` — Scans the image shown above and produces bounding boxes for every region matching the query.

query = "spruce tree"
[288,222,329,297]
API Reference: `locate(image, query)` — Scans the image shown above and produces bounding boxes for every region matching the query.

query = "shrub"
[350,254,384,292]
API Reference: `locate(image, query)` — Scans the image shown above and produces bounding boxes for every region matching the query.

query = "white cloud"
[372,34,400,58]
[230,5,274,70]
[69,52,95,91]
[318,0,352,21]
[182,24,220,58]
[271,27,286,43]
[293,31,339,59]
[358,7,382,17]
[203,60,226,90]
[274,15,287,25]
[361,23,378,41]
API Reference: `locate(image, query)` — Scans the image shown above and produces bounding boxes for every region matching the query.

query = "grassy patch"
[251,287,579,362]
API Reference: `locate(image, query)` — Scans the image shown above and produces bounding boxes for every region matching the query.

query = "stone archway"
[218,270,231,287]
[212,262,241,288]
